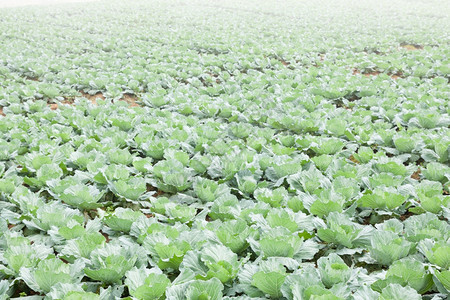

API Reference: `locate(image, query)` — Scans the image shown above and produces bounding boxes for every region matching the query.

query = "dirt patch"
[25,76,40,82]
[334,100,352,111]
[352,68,403,80]
[280,59,290,66]
[411,168,421,180]
[205,72,221,84]
[122,93,140,107]
[49,97,74,110]
[399,211,414,221]
[100,231,110,243]
[48,92,140,110]
[0,0,99,8]
[345,91,361,102]
[363,49,383,55]
[400,43,424,51]
[353,69,381,77]
[81,92,105,105]
[0,107,4,116]
[147,184,164,197]
[349,155,360,164]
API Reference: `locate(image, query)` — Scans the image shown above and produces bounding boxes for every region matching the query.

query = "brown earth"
[411,168,421,180]
[400,44,424,51]
[48,92,140,111]
[352,68,403,80]
[0,92,140,115]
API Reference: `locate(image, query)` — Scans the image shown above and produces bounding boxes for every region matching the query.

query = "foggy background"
[0,0,97,7]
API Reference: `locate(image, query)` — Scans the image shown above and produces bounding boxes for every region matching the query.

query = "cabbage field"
[0,0,449,299]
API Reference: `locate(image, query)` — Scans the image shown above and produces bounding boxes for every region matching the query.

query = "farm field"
[0,0,449,299]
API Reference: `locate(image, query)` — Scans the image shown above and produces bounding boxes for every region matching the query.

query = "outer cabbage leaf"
[23,163,63,188]
[254,187,288,208]
[358,188,406,210]
[317,212,374,248]
[369,230,413,265]
[125,267,170,300]
[103,207,143,232]
[317,254,351,288]
[3,237,53,275]
[165,278,223,300]
[422,162,450,182]
[84,243,138,284]
[207,219,252,253]
[252,270,286,298]
[433,270,450,294]
[20,258,84,293]
[110,177,147,201]
[59,184,106,209]
[418,239,450,269]
[379,283,421,300]
[180,243,241,284]
[404,213,449,242]
[372,257,433,294]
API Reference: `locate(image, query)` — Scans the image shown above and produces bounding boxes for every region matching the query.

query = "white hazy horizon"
[0,0,98,8]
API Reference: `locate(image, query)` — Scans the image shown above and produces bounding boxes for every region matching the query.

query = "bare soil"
[400,44,424,51]
[352,68,403,80]
[122,93,140,108]
[80,92,105,105]
[48,92,140,110]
